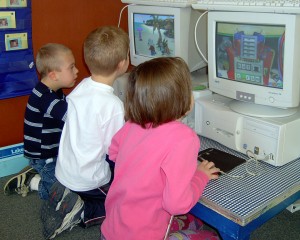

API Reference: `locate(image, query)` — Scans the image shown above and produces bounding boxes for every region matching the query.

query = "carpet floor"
[0,175,299,240]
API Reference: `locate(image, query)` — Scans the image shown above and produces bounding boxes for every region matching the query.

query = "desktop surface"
[197,136,300,226]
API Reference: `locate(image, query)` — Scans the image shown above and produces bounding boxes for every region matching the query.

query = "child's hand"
[197,160,220,180]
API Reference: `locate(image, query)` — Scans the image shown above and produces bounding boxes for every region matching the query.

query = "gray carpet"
[0,175,299,240]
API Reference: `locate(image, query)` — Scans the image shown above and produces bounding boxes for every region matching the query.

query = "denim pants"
[30,157,57,200]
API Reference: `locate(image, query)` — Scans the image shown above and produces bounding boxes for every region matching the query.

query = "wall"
[0,0,128,147]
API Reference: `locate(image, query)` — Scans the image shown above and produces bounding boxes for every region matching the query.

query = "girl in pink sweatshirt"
[101,57,220,240]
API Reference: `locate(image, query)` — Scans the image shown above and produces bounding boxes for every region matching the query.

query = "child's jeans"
[77,155,114,228]
[75,184,109,228]
[30,157,57,200]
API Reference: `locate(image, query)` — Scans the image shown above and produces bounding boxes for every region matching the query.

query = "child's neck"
[41,78,59,91]
[91,73,116,87]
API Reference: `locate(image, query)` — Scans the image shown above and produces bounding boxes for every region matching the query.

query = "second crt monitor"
[127,4,207,72]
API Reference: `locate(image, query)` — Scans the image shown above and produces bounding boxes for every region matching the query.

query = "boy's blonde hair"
[84,26,129,76]
[35,43,72,79]
[126,57,192,128]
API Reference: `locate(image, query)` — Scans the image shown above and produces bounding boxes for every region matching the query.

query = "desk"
[190,137,300,240]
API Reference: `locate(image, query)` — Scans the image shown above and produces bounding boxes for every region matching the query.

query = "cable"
[194,10,208,64]
[118,4,135,28]
[244,149,268,176]
[199,149,269,179]
[220,150,268,178]
[164,215,174,240]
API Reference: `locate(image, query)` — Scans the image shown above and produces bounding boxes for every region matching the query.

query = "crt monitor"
[127,5,207,72]
[207,11,300,117]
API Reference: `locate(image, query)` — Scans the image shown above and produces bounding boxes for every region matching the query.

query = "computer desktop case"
[194,94,300,166]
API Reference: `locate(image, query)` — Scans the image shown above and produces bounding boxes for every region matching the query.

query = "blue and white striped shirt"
[24,82,67,159]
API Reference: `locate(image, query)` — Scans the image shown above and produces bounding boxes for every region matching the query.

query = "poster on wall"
[0,11,16,29]
[5,32,28,50]
[0,0,27,8]
[0,0,37,100]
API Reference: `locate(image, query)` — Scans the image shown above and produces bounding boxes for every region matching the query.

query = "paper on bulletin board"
[0,11,16,29]
[0,0,27,8]
[5,32,28,50]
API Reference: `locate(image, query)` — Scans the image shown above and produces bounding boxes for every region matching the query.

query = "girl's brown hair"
[126,57,192,128]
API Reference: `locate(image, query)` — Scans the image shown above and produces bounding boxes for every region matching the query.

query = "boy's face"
[55,52,78,89]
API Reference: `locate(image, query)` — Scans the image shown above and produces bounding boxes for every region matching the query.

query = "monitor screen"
[128,5,208,72]
[207,11,300,117]
[133,13,175,58]
[215,22,285,90]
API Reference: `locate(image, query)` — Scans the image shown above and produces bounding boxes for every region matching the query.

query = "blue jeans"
[30,157,57,200]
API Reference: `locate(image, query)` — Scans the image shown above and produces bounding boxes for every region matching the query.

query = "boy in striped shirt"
[4,43,78,200]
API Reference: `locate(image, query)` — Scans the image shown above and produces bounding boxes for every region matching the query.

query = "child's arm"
[108,120,127,162]
[197,160,220,180]
[108,137,118,163]
[161,135,214,216]
[40,90,68,121]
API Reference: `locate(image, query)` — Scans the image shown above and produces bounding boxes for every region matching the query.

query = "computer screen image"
[128,5,207,72]
[208,11,300,117]
[133,13,175,58]
[216,23,284,89]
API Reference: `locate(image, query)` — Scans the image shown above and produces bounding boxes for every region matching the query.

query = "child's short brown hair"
[126,57,192,128]
[84,26,129,76]
[36,43,72,78]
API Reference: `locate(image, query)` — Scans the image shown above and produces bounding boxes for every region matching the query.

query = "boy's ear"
[117,59,127,70]
[47,71,57,81]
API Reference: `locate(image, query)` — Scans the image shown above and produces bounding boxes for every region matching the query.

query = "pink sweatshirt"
[101,121,209,240]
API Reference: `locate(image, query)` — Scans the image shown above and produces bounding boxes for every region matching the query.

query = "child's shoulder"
[163,121,198,139]
[28,82,64,105]
[28,81,50,97]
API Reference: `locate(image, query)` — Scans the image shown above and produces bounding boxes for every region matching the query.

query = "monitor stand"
[229,100,298,118]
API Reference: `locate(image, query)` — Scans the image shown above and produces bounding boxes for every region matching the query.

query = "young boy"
[3,43,78,199]
[42,26,129,239]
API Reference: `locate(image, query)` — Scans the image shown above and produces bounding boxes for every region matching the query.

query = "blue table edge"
[190,191,300,240]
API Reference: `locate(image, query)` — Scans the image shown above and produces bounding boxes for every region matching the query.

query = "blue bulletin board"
[0,0,38,100]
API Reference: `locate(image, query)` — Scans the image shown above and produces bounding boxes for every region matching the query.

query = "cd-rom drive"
[194,94,300,166]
